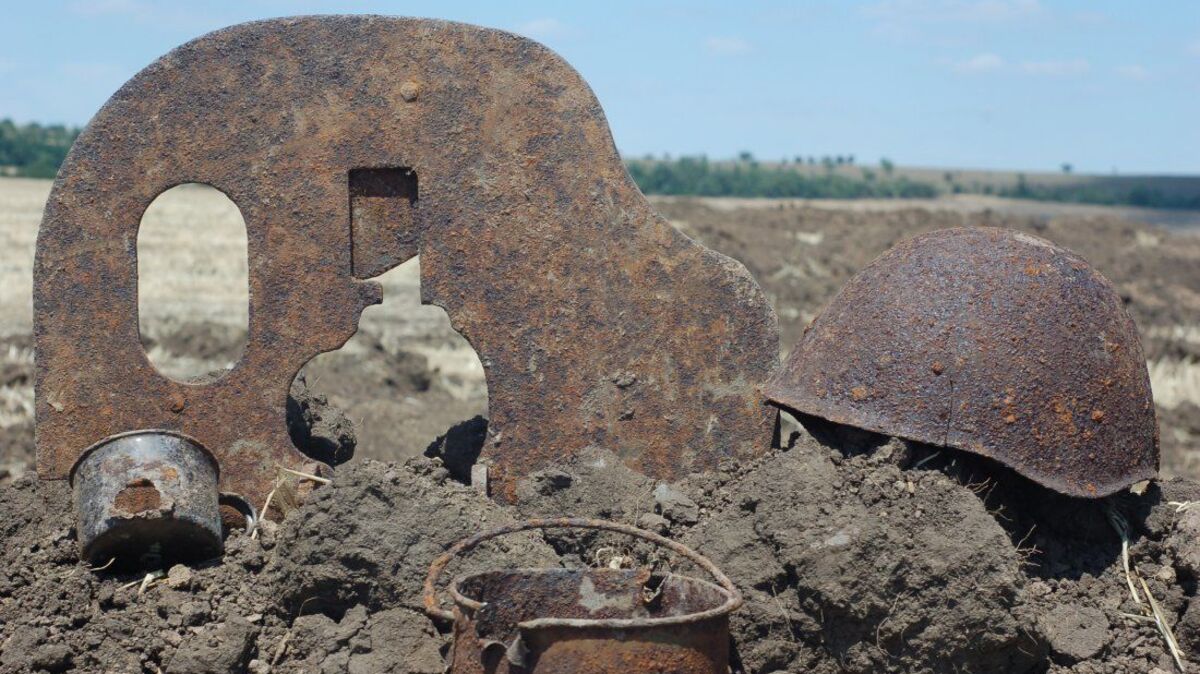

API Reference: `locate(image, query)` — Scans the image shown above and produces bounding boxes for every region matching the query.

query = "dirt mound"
[4,417,1200,673]
[0,459,555,674]
[687,435,1040,673]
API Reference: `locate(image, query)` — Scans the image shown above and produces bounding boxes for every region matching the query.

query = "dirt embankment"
[4,180,1200,672]
[5,409,1200,673]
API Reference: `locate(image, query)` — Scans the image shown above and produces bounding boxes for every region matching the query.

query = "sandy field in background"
[1,176,1197,478]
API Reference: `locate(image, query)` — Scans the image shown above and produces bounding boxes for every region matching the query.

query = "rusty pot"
[424,518,741,673]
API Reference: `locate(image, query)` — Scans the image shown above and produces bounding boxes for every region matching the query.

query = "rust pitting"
[113,479,162,514]
[765,227,1158,498]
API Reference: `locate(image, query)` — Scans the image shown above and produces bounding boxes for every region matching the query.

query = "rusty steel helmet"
[766,227,1158,498]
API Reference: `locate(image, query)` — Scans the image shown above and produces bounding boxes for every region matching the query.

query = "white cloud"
[1020,58,1089,76]
[1115,64,1149,81]
[953,52,1005,73]
[704,37,752,56]
[514,18,570,41]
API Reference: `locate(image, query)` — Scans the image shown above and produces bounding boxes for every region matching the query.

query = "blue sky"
[2,1,1197,174]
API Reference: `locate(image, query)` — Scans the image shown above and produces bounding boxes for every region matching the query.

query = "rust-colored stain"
[113,479,161,514]
[218,503,247,533]
[34,17,778,508]
[765,227,1158,498]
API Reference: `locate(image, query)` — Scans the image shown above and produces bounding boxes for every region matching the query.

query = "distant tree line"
[2,122,1196,210]
[627,154,1200,209]
[0,119,81,178]
[999,173,1200,210]
[626,154,937,199]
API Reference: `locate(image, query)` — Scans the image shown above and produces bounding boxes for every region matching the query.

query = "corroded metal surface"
[766,227,1158,497]
[35,16,779,508]
[425,518,739,673]
[72,431,222,568]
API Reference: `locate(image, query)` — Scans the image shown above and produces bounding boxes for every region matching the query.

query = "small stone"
[1026,580,1052,598]
[1155,565,1176,583]
[257,519,279,540]
[166,617,258,674]
[653,483,700,525]
[166,564,194,590]
[611,371,637,388]
[1039,604,1109,664]
[31,644,72,673]
[637,513,670,534]
[531,469,574,495]
[1168,508,1200,578]
[248,659,271,674]
[180,601,209,626]
[161,630,183,647]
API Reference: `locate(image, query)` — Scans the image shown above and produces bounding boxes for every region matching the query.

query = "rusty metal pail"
[423,518,742,673]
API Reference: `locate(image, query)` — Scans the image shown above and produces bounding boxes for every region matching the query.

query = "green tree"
[0,119,81,178]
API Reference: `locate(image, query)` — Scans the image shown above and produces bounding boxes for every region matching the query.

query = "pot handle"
[422,516,741,622]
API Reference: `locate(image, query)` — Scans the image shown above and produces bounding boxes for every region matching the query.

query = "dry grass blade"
[913,452,941,469]
[270,630,293,666]
[119,570,165,594]
[1106,505,1142,605]
[1120,612,1157,623]
[87,557,116,572]
[1139,576,1187,673]
[138,570,163,596]
[252,476,284,540]
[280,467,331,484]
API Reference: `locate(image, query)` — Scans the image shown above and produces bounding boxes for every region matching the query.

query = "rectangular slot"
[349,167,419,279]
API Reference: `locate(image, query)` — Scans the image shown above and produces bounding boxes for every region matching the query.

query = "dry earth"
[3,177,1200,673]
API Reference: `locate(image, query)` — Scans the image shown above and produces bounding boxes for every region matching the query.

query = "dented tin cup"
[71,430,222,569]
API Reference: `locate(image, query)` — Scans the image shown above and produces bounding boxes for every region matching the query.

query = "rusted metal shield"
[35,16,778,508]
[765,227,1157,497]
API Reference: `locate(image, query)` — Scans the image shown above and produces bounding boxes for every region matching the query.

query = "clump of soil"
[685,432,1041,673]
[286,373,357,467]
